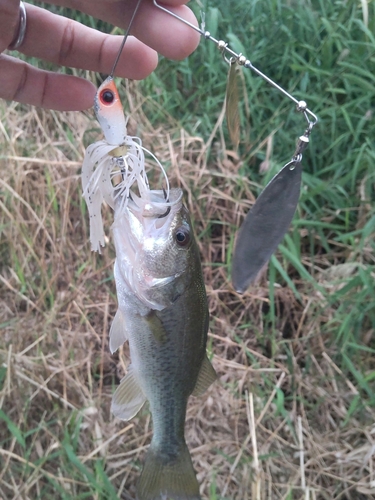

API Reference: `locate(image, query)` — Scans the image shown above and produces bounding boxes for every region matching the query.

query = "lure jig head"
[94,76,128,147]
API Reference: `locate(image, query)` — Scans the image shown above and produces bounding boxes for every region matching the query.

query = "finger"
[19,4,159,80]
[0,0,20,49]
[44,0,201,60]
[0,54,96,110]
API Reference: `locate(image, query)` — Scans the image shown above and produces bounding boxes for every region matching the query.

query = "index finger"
[44,0,201,61]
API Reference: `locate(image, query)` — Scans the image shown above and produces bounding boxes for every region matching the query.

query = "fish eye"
[175,227,190,247]
[100,89,115,104]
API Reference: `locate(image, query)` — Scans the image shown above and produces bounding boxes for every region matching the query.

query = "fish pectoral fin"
[109,309,128,354]
[145,311,167,343]
[111,367,146,421]
[192,355,217,397]
[137,442,201,500]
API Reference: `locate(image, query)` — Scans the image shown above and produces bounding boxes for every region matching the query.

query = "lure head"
[94,76,127,146]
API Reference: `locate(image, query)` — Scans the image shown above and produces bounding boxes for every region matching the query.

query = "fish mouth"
[112,187,185,310]
[113,188,183,238]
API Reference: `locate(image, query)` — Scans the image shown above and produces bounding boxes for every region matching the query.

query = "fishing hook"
[158,188,171,218]
[153,0,318,129]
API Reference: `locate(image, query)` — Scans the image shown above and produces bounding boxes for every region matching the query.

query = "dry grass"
[1,85,374,500]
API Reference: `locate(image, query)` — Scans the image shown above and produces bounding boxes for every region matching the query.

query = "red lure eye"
[100,89,115,104]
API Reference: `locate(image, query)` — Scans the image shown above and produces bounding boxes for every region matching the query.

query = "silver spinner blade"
[231,159,302,293]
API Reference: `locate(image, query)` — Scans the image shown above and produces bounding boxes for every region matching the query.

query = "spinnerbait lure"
[152,0,319,292]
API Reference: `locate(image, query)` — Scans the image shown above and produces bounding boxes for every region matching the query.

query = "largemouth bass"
[109,188,216,500]
[82,76,216,499]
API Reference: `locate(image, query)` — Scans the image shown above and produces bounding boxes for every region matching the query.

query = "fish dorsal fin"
[111,366,146,421]
[192,355,217,397]
[109,309,128,354]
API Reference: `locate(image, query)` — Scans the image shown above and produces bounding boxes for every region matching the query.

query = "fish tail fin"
[136,442,201,500]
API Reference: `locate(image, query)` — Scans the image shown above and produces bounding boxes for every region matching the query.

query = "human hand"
[0,0,200,111]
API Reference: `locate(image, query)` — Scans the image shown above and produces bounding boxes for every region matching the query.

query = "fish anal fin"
[111,367,146,421]
[109,309,128,354]
[192,355,217,397]
[136,443,201,500]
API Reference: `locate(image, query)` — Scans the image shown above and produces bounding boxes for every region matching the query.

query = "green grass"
[1,0,375,499]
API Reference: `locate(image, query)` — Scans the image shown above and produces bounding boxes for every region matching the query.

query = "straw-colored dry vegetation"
[1,1,375,499]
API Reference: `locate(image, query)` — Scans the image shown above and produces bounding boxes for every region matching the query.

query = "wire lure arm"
[153,0,318,129]
[111,0,143,76]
